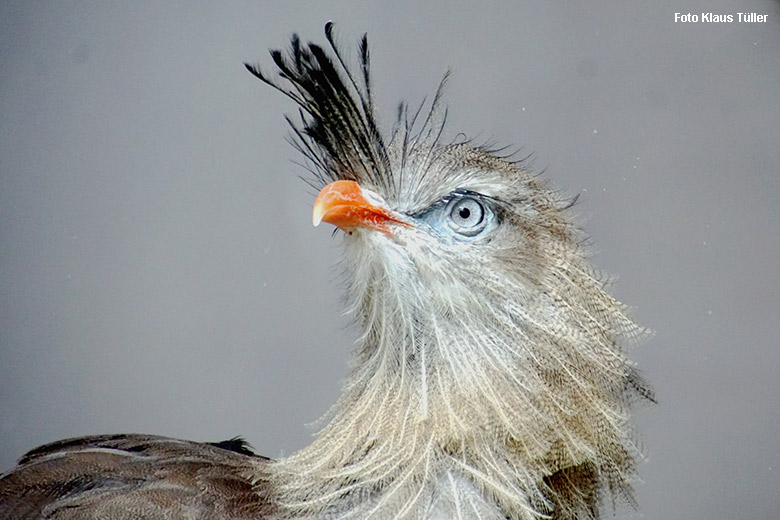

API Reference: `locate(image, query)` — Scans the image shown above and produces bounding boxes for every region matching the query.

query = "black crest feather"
[244,22,392,193]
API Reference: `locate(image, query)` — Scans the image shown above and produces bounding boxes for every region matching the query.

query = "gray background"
[1,1,778,518]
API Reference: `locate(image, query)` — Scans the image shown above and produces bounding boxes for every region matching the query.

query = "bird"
[0,23,653,520]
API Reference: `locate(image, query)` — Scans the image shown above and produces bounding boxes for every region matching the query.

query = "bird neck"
[269,236,645,519]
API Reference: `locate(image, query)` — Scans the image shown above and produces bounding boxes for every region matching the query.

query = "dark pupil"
[459,207,471,219]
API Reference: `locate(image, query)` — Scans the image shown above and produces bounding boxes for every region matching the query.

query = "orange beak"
[312,180,407,235]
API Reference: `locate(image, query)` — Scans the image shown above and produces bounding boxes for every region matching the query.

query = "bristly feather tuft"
[244,22,393,195]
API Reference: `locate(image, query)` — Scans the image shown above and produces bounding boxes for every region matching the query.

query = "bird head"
[246,23,653,520]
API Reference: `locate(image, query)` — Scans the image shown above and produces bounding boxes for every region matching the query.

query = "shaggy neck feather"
[270,225,643,520]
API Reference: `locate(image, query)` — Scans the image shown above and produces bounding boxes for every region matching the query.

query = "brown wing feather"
[0,434,276,519]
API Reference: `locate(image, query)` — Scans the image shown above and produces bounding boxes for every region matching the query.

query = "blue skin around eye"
[414,193,498,240]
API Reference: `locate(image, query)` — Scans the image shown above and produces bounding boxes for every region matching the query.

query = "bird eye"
[446,196,488,236]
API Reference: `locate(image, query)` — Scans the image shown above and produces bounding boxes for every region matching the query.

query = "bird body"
[0,24,653,520]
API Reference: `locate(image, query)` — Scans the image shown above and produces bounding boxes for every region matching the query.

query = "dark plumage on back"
[1,24,653,520]
[0,434,275,519]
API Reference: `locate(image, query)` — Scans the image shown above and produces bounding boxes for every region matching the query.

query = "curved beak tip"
[311,180,363,230]
[312,207,325,227]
